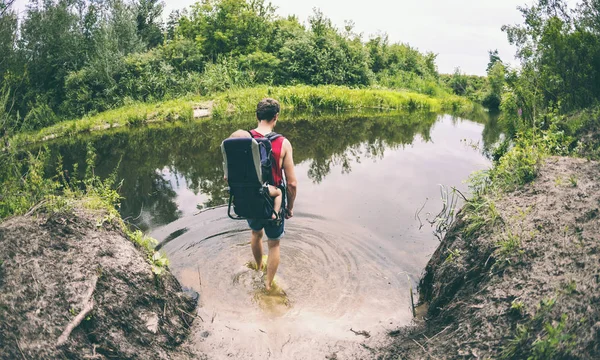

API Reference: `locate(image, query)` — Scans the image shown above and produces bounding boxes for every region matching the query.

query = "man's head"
[256,98,280,123]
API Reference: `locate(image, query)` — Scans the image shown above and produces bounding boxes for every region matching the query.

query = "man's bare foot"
[265,282,272,292]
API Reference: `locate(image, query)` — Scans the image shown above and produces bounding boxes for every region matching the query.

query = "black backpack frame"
[221,132,286,221]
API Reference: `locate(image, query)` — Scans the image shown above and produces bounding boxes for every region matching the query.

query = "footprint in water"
[244,255,291,314]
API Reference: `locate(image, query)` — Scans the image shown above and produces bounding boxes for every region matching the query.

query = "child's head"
[229,130,251,138]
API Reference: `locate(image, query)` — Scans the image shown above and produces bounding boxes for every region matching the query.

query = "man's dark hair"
[256,98,280,121]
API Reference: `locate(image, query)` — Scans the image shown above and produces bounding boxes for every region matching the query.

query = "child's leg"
[267,185,282,219]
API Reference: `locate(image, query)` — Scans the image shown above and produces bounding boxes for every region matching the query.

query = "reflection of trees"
[481,111,502,158]
[43,109,499,230]
[444,107,503,159]
[279,112,438,183]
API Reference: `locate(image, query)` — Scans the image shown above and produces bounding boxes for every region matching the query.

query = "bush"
[159,38,205,72]
[22,100,60,131]
[198,57,251,94]
[239,51,280,84]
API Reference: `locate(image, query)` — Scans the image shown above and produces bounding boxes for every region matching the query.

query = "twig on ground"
[211,312,216,323]
[426,325,452,343]
[30,266,40,300]
[259,329,266,333]
[181,311,190,327]
[225,325,239,331]
[280,334,292,353]
[350,328,371,338]
[412,339,428,354]
[24,200,48,217]
[178,307,203,324]
[57,276,98,346]
[197,266,202,286]
[15,338,26,359]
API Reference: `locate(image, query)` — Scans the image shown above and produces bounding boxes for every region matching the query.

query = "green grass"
[9,85,474,148]
[461,195,502,239]
[502,298,575,360]
[10,98,195,148]
[211,85,473,116]
[497,231,523,259]
[0,144,170,275]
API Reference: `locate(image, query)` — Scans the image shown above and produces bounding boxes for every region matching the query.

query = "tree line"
[499,0,600,134]
[0,0,454,134]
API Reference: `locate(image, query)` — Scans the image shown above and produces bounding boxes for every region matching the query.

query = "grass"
[496,231,523,259]
[10,97,195,148]
[461,195,502,239]
[0,144,170,275]
[502,297,576,360]
[9,85,474,148]
[444,249,462,263]
[210,85,474,116]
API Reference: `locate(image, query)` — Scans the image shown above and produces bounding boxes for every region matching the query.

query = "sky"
[12,0,579,75]
[162,0,538,75]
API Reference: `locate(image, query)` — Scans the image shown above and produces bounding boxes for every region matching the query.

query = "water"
[44,110,500,359]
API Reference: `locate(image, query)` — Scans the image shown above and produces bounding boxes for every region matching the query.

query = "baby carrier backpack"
[221,131,286,221]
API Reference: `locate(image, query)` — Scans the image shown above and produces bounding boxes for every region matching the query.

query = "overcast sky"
[13,0,580,75]
[162,0,551,75]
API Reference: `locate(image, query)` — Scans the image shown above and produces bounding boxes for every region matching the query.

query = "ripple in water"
[154,209,414,359]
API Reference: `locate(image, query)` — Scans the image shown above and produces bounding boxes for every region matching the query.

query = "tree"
[486,49,502,72]
[0,0,16,17]
[502,0,600,113]
[177,0,276,59]
[136,0,164,48]
[483,61,505,110]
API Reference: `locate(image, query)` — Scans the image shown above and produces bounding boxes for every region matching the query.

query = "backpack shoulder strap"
[265,132,282,141]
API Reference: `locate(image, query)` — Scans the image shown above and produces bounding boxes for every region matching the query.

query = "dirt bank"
[0,204,199,359]
[380,156,600,359]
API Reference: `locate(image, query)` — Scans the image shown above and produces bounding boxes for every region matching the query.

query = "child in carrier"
[226,130,283,220]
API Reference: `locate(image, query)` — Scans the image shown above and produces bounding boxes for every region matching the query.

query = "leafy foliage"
[502,0,600,116]
[0,0,458,134]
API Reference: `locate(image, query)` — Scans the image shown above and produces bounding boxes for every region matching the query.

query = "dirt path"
[379,156,600,359]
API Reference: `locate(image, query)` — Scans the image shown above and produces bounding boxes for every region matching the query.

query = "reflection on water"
[42,110,501,359]
[44,110,500,232]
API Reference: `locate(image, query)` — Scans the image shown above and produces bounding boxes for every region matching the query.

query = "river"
[45,110,500,359]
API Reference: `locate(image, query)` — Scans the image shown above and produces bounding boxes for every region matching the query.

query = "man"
[230,98,297,292]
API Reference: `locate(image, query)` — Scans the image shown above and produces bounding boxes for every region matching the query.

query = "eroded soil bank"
[0,204,198,359]
[380,156,600,359]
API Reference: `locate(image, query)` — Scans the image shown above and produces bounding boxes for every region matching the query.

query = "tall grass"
[211,85,473,116]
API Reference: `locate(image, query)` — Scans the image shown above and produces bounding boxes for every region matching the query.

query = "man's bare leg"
[266,240,280,291]
[251,229,264,271]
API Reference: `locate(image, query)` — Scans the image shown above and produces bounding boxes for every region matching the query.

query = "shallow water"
[46,111,499,359]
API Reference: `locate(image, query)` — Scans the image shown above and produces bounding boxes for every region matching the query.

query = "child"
[227,130,283,220]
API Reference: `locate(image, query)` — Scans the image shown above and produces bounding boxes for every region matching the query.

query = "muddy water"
[45,111,500,359]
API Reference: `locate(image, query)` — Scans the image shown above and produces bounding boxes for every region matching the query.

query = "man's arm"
[282,139,297,219]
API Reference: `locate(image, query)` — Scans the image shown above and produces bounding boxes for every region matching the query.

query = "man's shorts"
[247,218,285,240]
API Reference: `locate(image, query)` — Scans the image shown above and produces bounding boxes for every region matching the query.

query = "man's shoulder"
[281,137,292,149]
